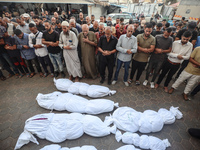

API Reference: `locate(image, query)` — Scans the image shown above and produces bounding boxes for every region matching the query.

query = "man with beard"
[33,15,45,32]
[78,24,97,79]
[116,23,126,39]
[59,21,82,81]
[77,12,85,25]
[128,23,155,85]
[155,31,193,92]
[16,16,31,34]
[42,21,65,77]
[143,28,173,88]
[89,21,99,33]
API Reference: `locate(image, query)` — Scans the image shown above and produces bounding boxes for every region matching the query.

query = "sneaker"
[43,73,49,77]
[124,81,129,86]
[128,79,132,84]
[60,71,65,78]
[143,80,148,86]
[112,80,117,85]
[50,73,54,77]
[150,82,155,88]
[100,78,105,84]
[135,80,140,85]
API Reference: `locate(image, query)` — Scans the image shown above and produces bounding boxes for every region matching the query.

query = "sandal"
[26,73,30,77]
[75,77,80,82]
[19,74,24,78]
[29,72,35,78]
[69,75,73,81]
[39,72,44,77]
[128,79,132,84]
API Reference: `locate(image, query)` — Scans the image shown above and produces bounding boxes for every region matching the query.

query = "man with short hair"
[151,23,163,37]
[1,18,15,36]
[29,23,54,77]
[69,19,82,33]
[107,16,112,22]
[143,28,173,88]
[116,23,126,39]
[133,21,140,37]
[16,17,31,34]
[100,16,104,23]
[115,18,124,30]
[112,25,137,86]
[59,21,82,81]
[89,21,99,33]
[128,23,156,85]
[78,24,97,79]
[98,26,118,85]
[77,12,85,25]
[85,16,93,28]
[55,20,62,35]
[51,17,56,24]
[33,15,45,32]
[114,17,120,27]
[155,31,193,92]
[54,12,63,22]
[42,21,65,77]
[91,14,95,24]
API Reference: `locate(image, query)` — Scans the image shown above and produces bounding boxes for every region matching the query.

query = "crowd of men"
[0,11,200,100]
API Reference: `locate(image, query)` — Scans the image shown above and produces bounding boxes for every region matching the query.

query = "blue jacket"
[15,33,36,60]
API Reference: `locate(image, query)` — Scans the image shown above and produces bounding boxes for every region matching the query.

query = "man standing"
[69,19,82,33]
[112,25,137,86]
[143,28,173,88]
[116,23,126,39]
[59,21,82,81]
[155,31,193,92]
[14,29,42,78]
[42,21,65,77]
[77,12,85,25]
[33,16,45,32]
[128,23,155,85]
[91,15,95,24]
[168,47,200,100]
[29,23,54,77]
[86,16,93,28]
[78,24,97,79]
[16,17,31,34]
[89,21,99,33]
[98,27,118,85]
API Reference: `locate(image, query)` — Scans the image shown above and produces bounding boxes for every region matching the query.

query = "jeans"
[37,55,54,73]
[49,53,63,72]
[0,53,19,74]
[191,83,200,96]
[25,57,42,73]
[114,59,131,82]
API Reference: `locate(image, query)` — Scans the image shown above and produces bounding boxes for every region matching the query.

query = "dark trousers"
[146,58,164,82]
[37,55,54,73]
[114,59,131,82]
[11,56,29,74]
[99,55,114,81]
[130,59,147,81]
[0,54,15,75]
[25,57,42,73]
[191,84,200,96]
[157,60,180,87]
[175,60,189,79]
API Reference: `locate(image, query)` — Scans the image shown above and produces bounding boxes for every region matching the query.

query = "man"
[107,16,112,22]
[77,12,85,25]
[42,21,65,77]
[168,47,200,100]
[116,23,126,39]
[100,16,104,23]
[14,29,42,78]
[54,12,63,22]
[155,31,193,92]
[114,17,120,27]
[89,21,99,33]
[175,21,198,79]
[112,25,137,86]
[162,19,167,27]
[161,22,170,32]
[23,13,31,24]
[133,21,140,37]
[91,14,95,24]
[143,28,173,88]
[55,20,62,35]
[16,16,31,34]
[51,17,56,24]
[29,23,54,77]
[30,11,35,19]
[98,27,118,85]
[151,23,163,37]
[85,16,93,28]
[59,21,82,81]
[139,20,146,33]
[78,24,97,79]
[115,18,124,30]
[1,18,15,36]
[69,19,82,33]
[5,11,16,22]
[33,15,45,32]
[128,23,155,85]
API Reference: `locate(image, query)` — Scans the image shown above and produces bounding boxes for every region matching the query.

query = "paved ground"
[0,68,200,150]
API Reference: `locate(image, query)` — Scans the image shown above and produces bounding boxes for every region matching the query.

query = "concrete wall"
[88,5,106,20]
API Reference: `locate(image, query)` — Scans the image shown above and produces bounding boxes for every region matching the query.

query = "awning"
[0,0,93,4]
[109,3,128,8]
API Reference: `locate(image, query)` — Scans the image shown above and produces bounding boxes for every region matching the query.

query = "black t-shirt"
[89,27,99,33]
[0,38,7,54]
[42,31,61,54]
[36,23,45,32]
[4,36,21,57]
[151,31,163,37]
[133,29,140,37]
[176,29,198,42]
[55,27,62,35]
[77,19,85,25]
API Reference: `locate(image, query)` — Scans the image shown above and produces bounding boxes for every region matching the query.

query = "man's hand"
[126,49,132,54]
[64,45,71,50]
[157,48,162,53]
[177,55,183,60]
[49,42,55,46]
[103,51,112,56]
[192,64,199,68]
[82,37,89,43]
[23,45,29,49]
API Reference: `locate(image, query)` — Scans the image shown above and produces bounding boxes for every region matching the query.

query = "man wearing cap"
[16,16,31,34]
[175,21,198,79]
[59,21,82,81]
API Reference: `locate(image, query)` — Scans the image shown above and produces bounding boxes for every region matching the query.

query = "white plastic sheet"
[54,78,116,98]
[116,145,141,150]
[36,91,119,114]
[15,113,116,150]
[116,130,171,150]
[40,144,97,150]
[105,106,183,133]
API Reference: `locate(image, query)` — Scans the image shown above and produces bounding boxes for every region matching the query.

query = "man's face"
[17,33,23,39]
[99,25,104,33]
[79,13,83,19]
[181,36,190,44]
[44,22,51,31]
[51,18,56,24]
[5,12,10,18]
[70,22,76,28]
[133,23,139,29]
[126,27,134,37]
[54,12,58,18]
[91,16,95,21]
[82,27,89,36]
[107,17,112,22]
[42,18,47,22]
[35,19,39,25]
[3,32,9,37]
[116,19,120,24]
[93,22,98,29]
[30,12,34,17]
[144,27,152,37]
[163,31,170,39]
[29,27,37,34]
[57,23,61,28]
[119,25,124,30]
[100,17,104,23]
[162,21,166,26]
[86,17,90,24]
[105,29,111,39]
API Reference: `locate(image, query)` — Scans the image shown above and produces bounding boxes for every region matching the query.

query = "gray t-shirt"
[151,35,173,61]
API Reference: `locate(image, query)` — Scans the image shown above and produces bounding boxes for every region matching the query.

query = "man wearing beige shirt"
[155,31,193,92]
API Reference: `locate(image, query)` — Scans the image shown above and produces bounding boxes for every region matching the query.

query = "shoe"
[143,80,148,86]
[0,76,6,81]
[43,73,49,77]
[154,83,159,89]
[7,74,14,78]
[135,80,140,85]
[168,88,174,94]
[124,81,129,86]
[128,79,132,84]
[188,128,200,139]
[50,73,54,77]
[26,73,30,77]
[60,71,65,78]
[112,80,117,85]
[19,74,24,78]
[100,78,105,84]
[54,71,59,77]
[164,87,168,93]
[29,72,36,78]
[39,72,44,77]
[150,82,155,88]
[182,93,189,101]
[107,80,111,85]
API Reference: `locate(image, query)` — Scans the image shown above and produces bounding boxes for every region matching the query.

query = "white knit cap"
[61,21,69,27]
